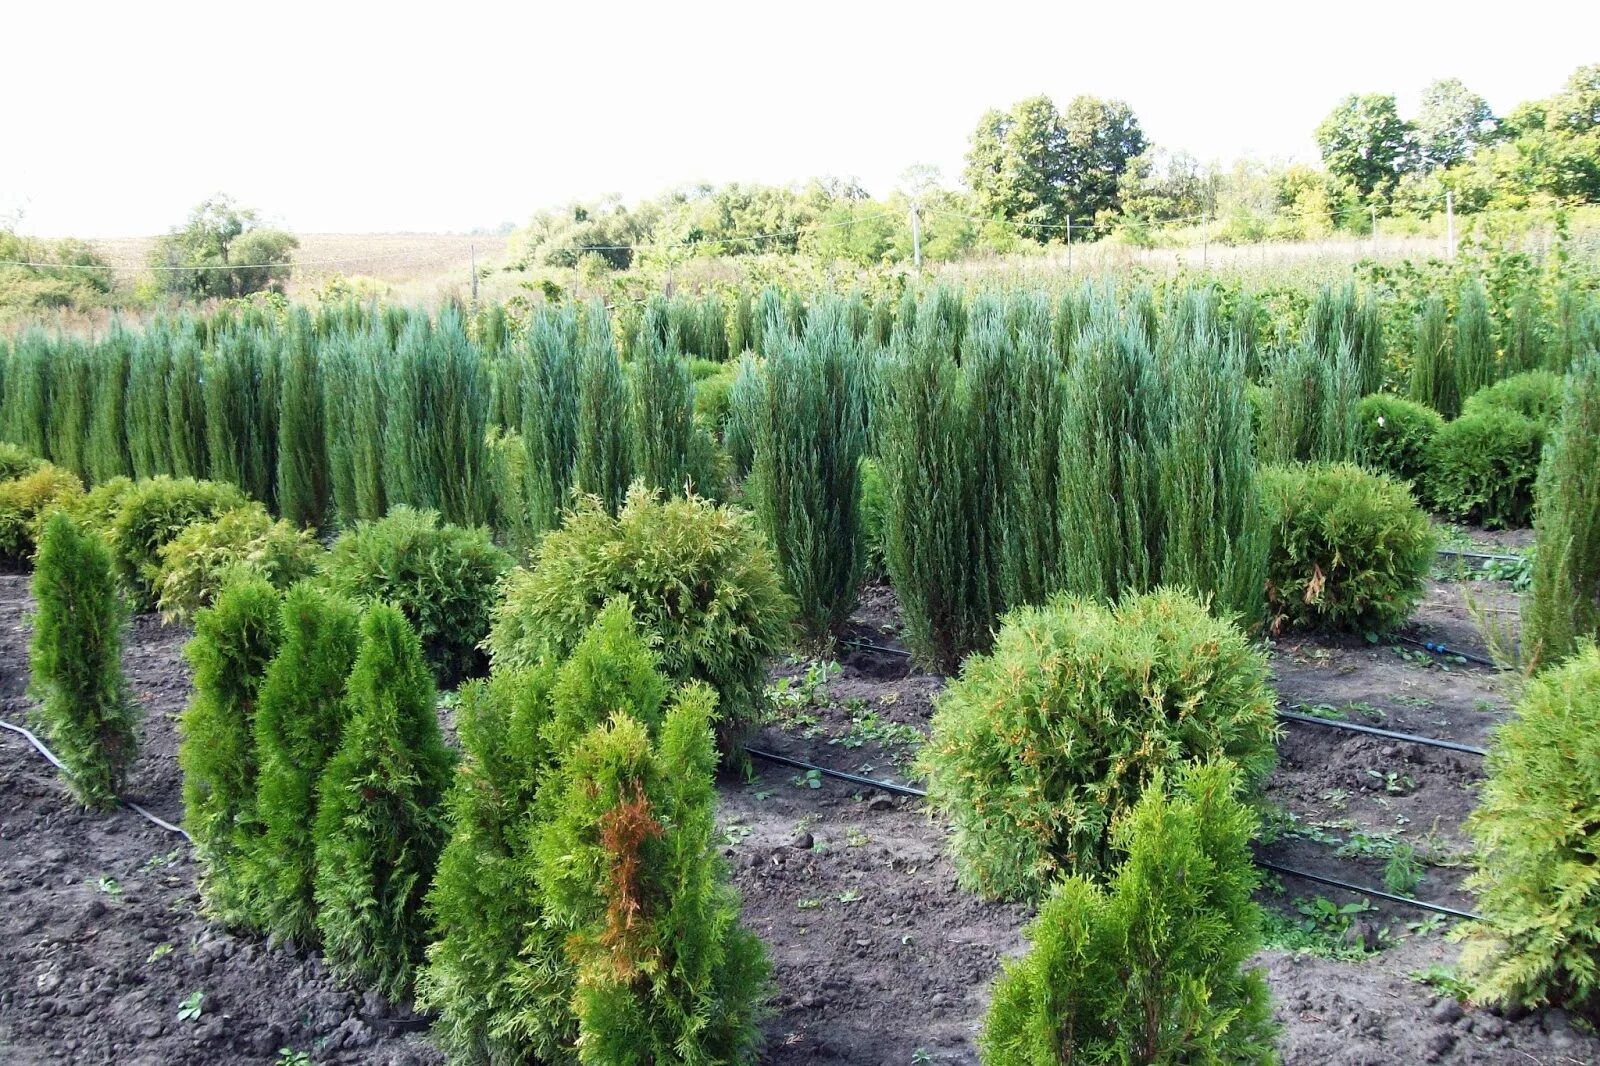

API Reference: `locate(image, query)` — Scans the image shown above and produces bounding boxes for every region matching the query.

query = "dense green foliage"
[488,487,791,748]
[1409,294,1459,418]
[1425,409,1546,528]
[1261,463,1436,633]
[322,507,510,686]
[1461,369,1565,425]
[109,476,249,608]
[154,504,321,623]
[28,512,135,810]
[179,576,282,923]
[980,762,1275,1065]
[573,300,634,513]
[748,303,866,647]
[249,584,362,945]
[1354,393,1444,487]
[1524,357,1600,668]
[920,589,1277,900]
[149,195,297,300]
[313,604,455,999]
[1460,648,1600,1019]
[0,441,43,482]
[0,463,84,564]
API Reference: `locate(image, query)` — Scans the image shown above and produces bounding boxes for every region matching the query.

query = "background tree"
[966,94,1146,233]
[1415,78,1498,171]
[1116,148,1209,222]
[149,195,298,301]
[1315,93,1417,202]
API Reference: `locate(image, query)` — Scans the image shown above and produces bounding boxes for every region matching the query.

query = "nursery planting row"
[2,262,1599,1063]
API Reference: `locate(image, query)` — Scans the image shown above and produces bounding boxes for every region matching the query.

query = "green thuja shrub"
[155,504,322,623]
[1458,647,1600,1019]
[1354,393,1444,488]
[534,685,770,1065]
[322,506,510,686]
[314,603,455,1000]
[920,588,1277,900]
[0,441,43,481]
[488,486,791,748]
[28,512,136,810]
[0,464,84,565]
[1461,370,1564,427]
[1425,409,1545,529]
[179,576,282,923]
[1409,294,1458,418]
[67,475,136,538]
[47,339,92,479]
[1523,356,1600,668]
[749,310,866,648]
[573,300,633,514]
[109,476,249,608]
[1261,463,1435,634]
[249,584,362,945]
[980,761,1275,1066]
[420,601,668,1063]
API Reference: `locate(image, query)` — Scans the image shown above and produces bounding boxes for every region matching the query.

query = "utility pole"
[1202,214,1209,268]
[1370,206,1378,255]
[909,200,922,270]
[1445,190,1455,261]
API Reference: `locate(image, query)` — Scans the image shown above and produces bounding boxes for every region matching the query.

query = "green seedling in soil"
[720,823,751,847]
[146,943,174,964]
[1393,694,1433,707]
[838,889,863,904]
[1296,702,1345,720]
[143,849,181,871]
[793,769,823,790]
[1383,843,1425,895]
[1263,896,1385,961]
[752,790,772,802]
[913,1050,934,1064]
[901,934,915,946]
[277,1051,314,1066]
[879,691,900,707]
[1320,788,1350,812]
[1410,963,1473,1000]
[831,708,924,755]
[846,829,870,848]
[1405,914,1449,939]
[1367,768,1414,795]
[178,990,205,1022]
[796,898,822,910]
[92,876,122,897]
[1473,698,1496,713]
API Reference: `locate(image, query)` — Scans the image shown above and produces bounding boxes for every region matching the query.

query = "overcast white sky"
[5,1,1597,237]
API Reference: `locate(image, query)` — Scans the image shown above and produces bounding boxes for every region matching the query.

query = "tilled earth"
[1,569,1596,1065]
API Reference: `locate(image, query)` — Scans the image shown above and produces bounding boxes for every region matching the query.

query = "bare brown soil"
[1,569,1596,1065]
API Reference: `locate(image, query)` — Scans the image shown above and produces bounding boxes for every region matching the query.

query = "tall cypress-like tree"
[167,324,210,480]
[521,305,582,533]
[277,311,331,529]
[47,338,92,479]
[1455,279,1496,402]
[629,298,699,497]
[749,300,866,648]
[86,325,133,485]
[324,328,388,524]
[29,512,137,810]
[1409,293,1458,418]
[1524,355,1600,669]
[573,300,633,513]
[314,604,455,1000]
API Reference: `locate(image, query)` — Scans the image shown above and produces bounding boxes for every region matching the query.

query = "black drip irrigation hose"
[1259,859,1482,922]
[747,747,1483,921]
[1435,548,1525,565]
[0,718,192,842]
[841,638,913,658]
[746,746,926,797]
[1276,710,1487,757]
[1394,634,1500,669]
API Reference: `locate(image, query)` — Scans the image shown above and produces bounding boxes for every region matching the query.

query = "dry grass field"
[87,232,511,296]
